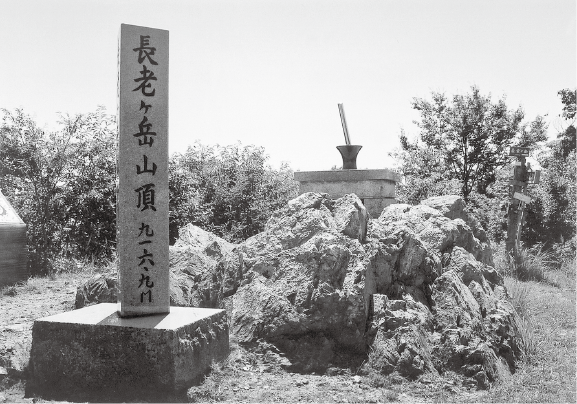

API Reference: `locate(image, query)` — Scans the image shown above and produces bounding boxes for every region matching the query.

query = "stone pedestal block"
[294,169,400,217]
[26,303,229,401]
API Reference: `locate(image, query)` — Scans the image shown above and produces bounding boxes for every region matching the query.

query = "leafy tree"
[393,129,461,204]
[525,149,575,247]
[524,89,576,247]
[523,89,577,246]
[58,110,117,260]
[552,88,577,159]
[393,86,547,201]
[169,141,298,244]
[558,124,577,159]
[558,88,576,120]
[0,107,116,273]
[1,107,298,273]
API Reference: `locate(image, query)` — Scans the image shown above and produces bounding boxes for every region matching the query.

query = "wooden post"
[506,147,530,264]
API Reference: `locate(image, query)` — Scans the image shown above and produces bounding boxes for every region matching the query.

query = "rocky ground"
[0,271,484,403]
[76,194,521,387]
[1,271,574,403]
[1,193,575,402]
[0,273,79,403]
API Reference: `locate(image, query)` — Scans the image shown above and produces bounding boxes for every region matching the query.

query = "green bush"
[1,107,299,272]
[0,107,117,274]
[169,141,298,244]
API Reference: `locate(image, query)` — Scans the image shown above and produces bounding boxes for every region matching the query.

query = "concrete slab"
[297,180,396,200]
[26,303,229,401]
[294,169,400,182]
[294,169,400,217]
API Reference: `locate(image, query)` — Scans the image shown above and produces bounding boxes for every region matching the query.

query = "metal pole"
[338,103,351,145]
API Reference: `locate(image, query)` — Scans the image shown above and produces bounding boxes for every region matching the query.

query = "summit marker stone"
[27,25,229,400]
[117,23,170,316]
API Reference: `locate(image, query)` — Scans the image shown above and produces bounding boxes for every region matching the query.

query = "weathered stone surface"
[447,247,502,288]
[366,292,435,378]
[74,271,118,309]
[225,193,517,383]
[76,222,244,310]
[117,24,170,317]
[232,193,368,352]
[173,223,235,256]
[76,193,520,387]
[169,247,239,308]
[422,195,490,248]
[360,198,516,383]
[74,265,212,309]
[377,196,493,265]
[26,303,229,401]
[363,197,397,218]
[229,256,366,349]
[332,193,368,243]
[421,195,467,221]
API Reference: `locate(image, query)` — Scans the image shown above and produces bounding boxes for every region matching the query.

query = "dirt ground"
[0,270,574,403]
[0,273,80,403]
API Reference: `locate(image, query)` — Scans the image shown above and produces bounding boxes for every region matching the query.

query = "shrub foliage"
[0,107,116,274]
[169,141,298,243]
[1,107,298,274]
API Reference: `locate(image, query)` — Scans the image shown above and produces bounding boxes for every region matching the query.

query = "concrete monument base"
[294,169,401,217]
[26,303,229,401]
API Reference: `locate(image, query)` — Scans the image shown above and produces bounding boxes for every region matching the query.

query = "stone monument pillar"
[117,24,170,316]
[26,24,229,402]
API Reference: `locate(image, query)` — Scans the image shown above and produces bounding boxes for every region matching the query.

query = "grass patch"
[0,284,19,297]
[493,242,574,287]
[504,276,532,317]
[504,277,541,361]
[51,255,112,276]
[480,244,575,402]
[511,244,554,281]
[546,256,576,290]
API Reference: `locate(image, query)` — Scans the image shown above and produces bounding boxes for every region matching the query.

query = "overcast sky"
[2,0,575,171]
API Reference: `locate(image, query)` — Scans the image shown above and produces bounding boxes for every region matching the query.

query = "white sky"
[2,0,575,171]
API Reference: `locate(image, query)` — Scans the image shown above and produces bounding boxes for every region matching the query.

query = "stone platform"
[294,169,400,217]
[26,303,229,401]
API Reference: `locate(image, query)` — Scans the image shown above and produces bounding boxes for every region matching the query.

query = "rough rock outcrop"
[74,271,117,309]
[231,193,369,352]
[363,199,516,385]
[76,192,520,389]
[75,224,241,309]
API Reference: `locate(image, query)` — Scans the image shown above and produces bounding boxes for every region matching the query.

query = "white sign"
[509,146,530,157]
[513,192,532,204]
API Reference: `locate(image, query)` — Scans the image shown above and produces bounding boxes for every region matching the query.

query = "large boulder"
[421,195,491,251]
[377,197,493,265]
[226,193,518,385]
[362,197,516,386]
[232,193,369,353]
[75,224,242,309]
[75,271,118,309]
[75,193,519,389]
